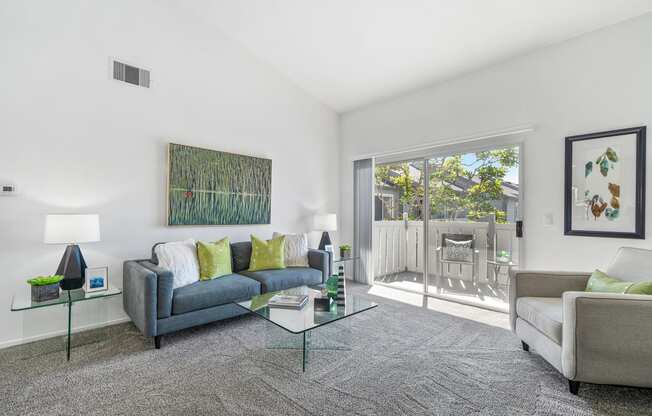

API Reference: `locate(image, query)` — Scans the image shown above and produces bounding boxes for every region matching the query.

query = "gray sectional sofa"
[123,241,330,348]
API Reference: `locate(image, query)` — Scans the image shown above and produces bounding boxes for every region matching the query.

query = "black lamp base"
[318,231,332,251]
[56,244,87,290]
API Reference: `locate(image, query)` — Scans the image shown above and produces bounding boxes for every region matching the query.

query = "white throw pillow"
[155,239,200,289]
[273,232,309,267]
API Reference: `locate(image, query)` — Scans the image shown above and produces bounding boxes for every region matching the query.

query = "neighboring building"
[375,166,519,222]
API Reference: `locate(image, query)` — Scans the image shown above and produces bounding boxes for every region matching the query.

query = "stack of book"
[268,294,308,310]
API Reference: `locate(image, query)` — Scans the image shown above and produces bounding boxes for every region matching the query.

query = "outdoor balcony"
[372,220,518,312]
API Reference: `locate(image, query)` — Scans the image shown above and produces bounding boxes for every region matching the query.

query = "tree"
[375,162,423,220]
[395,163,425,220]
[430,148,518,223]
[375,147,518,223]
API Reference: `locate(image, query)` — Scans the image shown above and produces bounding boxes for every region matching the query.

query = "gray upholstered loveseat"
[123,241,330,348]
[510,247,652,395]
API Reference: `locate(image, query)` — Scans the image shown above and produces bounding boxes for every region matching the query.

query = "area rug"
[1,284,650,415]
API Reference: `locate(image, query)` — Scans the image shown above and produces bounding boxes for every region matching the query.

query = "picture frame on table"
[84,266,109,292]
[564,126,646,239]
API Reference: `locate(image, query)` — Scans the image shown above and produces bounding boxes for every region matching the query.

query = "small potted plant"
[27,275,63,302]
[339,244,352,259]
[497,250,511,263]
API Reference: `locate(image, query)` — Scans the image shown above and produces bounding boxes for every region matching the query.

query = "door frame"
[371,134,526,313]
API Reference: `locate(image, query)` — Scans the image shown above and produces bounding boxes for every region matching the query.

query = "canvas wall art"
[564,126,645,239]
[168,143,271,225]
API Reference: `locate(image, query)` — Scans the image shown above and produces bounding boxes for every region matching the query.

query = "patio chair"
[436,232,479,284]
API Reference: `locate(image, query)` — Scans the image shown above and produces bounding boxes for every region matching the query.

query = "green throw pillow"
[197,238,232,280]
[249,235,286,272]
[585,269,652,295]
[628,281,652,295]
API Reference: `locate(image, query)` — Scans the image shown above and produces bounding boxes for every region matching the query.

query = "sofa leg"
[154,335,162,349]
[521,341,529,352]
[568,380,580,395]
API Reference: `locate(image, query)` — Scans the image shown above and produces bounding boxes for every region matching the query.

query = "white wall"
[340,13,652,273]
[0,0,339,348]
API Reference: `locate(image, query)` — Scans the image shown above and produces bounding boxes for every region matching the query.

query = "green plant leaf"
[27,275,64,286]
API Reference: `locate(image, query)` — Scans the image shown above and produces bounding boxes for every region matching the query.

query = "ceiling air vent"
[112,59,150,88]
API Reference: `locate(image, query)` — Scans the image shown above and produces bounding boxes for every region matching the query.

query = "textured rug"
[1,284,651,416]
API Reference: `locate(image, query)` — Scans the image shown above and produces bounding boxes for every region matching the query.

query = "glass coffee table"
[235,285,377,371]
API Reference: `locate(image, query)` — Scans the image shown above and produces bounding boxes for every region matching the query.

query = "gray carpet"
[1,284,651,416]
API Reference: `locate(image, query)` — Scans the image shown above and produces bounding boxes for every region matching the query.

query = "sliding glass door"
[373,159,425,292]
[426,146,519,311]
[372,144,521,312]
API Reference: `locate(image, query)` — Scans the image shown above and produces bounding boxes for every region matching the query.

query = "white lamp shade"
[44,214,101,244]
[313,213,337,231]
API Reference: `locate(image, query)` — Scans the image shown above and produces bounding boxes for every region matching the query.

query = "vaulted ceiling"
[177,1,652,112]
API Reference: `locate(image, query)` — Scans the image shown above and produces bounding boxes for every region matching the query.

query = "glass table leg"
[302,332,306,372]
[67,296,72,361]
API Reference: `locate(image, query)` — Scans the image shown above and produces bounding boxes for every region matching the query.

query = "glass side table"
[486,259,518,284]
[333,256,360,264]
[11,286,122,361]
[331,256,360,279]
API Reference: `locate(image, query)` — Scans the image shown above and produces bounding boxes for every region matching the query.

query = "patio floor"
[374,271,509,312]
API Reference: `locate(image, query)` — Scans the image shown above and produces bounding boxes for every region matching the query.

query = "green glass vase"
[326,274,339,299]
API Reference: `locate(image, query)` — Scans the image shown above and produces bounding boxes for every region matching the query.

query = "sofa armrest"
[139,260,175,319]
[509,270,590,331]
[308,249,330,283]
[561,291,652,386]
[123,261,158,337]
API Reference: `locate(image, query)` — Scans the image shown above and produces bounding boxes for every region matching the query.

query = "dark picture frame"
[564,126,646,239]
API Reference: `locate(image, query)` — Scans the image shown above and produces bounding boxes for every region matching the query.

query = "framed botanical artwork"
[84,267,109,292]
[564,126,646,239]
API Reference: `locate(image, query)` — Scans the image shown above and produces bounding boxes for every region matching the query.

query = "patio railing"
[373,220,518,284]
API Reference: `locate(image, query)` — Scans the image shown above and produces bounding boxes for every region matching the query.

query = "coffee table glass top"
[11,286,122,311]
[235,285,377,334]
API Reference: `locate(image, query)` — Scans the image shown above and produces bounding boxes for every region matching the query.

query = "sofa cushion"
[606,247,652,282]
[154,239,200,289]
[172,274,260,315]
[516,297,563,345]
[239,267,322,293]
[249,235,286,272]
[231,241,252,273]
[586,269,652,295]
[197,238,232,280]
[273,232,309,267]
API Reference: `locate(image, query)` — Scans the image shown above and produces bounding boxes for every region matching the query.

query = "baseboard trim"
[0,317,132,350]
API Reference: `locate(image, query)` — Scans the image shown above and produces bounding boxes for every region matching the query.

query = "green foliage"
[430,148,518,223]
[27,275,63,286]
[375,147,518,223]
[339,244,351,250]
[375,162,424,220]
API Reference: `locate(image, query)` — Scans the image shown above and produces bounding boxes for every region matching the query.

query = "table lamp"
[313,213,337,250]
[44,214,100,290]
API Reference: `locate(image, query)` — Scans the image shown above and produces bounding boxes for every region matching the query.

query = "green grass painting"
[168,143,271,225]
